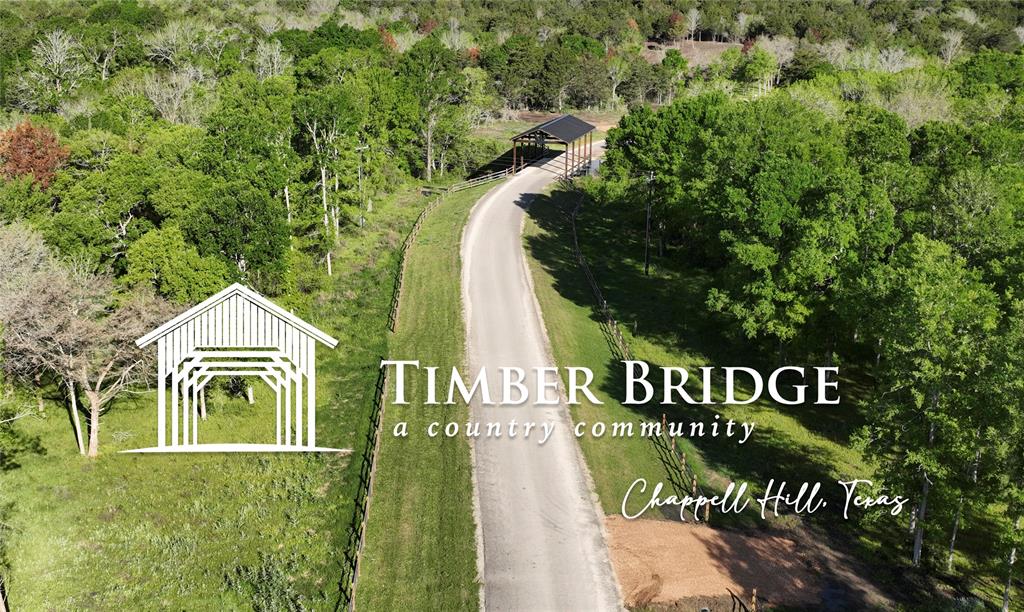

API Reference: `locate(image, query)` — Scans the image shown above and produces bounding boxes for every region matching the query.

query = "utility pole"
[644,171,654,276]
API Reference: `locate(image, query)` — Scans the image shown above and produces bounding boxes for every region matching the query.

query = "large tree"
[863,234,999,566]
[0,224,174,457]
[400,36,466,181]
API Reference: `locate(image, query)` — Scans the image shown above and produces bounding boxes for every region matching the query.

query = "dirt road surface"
[461,153,622,611]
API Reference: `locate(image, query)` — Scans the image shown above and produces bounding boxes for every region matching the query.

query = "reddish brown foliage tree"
[0,121,69,188]
[378,26,397,51]
[419,18,438,34]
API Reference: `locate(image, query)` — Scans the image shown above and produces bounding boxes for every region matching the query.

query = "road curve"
[461,154,621,611]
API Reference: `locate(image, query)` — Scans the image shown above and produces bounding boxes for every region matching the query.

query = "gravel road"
[461,153,622,611]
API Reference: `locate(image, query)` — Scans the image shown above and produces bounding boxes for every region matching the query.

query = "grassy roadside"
[523,185,1024,606]
[356,183,497,610]
[1,188,424,610]
[523,187,873,521]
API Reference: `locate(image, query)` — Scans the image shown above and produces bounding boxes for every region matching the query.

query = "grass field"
[0,188,425,610]
[355,183,498,610]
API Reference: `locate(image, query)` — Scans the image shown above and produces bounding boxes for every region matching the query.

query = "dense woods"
[1,0,1023,609]
[598,41,1024,612]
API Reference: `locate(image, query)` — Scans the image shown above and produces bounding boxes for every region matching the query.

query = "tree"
[863,234,999,567]
[14,29,89,111]
[0,224,175,457]
[252,39,292,81]
[80,22,131,81]
[0,121,69,188]
[182,179,289,289]
[741,47,777,95]
[481,34,543,109]
[143,65,212,125]
[400,37,466,181]
[45,153,161,270]
[686,8,700,41]
[606,54,631,104]
[123,226,232,304]
[940,30,965,66]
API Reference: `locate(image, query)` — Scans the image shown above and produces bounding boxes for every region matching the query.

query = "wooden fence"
[560,180,710,519]
[342,171,513,609]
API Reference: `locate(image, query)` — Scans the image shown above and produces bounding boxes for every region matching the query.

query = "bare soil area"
[606,515,821,609]
[642,39,742,67]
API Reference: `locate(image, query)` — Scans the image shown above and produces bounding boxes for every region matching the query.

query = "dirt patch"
[642,40,742,67]
[605,515,820,609]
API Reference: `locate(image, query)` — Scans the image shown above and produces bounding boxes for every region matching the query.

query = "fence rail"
[342,169,513,610]
[559,180,710,517]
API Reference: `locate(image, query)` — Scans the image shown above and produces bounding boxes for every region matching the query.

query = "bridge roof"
[512,114,595,144]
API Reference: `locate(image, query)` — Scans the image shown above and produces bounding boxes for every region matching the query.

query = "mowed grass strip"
[522,191,675,519]
[356,183,496,610]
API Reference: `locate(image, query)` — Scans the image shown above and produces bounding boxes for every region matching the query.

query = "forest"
[0,0,1023,609]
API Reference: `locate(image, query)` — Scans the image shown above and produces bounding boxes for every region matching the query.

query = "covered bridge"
[130,283,341,453]
[511,114,595,178]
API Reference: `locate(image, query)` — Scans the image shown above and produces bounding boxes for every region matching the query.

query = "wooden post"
[157,338,166,447]
[512,139,517,171]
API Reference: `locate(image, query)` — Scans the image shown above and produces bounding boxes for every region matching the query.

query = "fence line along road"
[560,180,710,517]
[343,169,513,610]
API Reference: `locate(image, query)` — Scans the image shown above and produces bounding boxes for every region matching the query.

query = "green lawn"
[355,183,497,610]
[0,188,425,610]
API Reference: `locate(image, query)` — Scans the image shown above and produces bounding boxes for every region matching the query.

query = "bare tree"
[941,30,965,66]
[441,17,472,50]
[877,47,919,73]
[0,225,175,457]
[817,39,849,67]
[337,9,371,30]
[758,36,797,85]
[144,20,202,67]
[143,65,211,125]
[15,29,89,111]
[252,39,292,81]
[393,31,424,53]
[686,8,700,41]
[733,13,753,42]
[954,7,980,26]
[254,14,282,35]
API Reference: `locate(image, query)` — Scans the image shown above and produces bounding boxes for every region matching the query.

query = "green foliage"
[181,180,289,287]
[957,49,1024,96]
[123,226,232,305]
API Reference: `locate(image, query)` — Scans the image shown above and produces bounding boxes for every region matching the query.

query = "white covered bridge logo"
[126,283,344,453]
